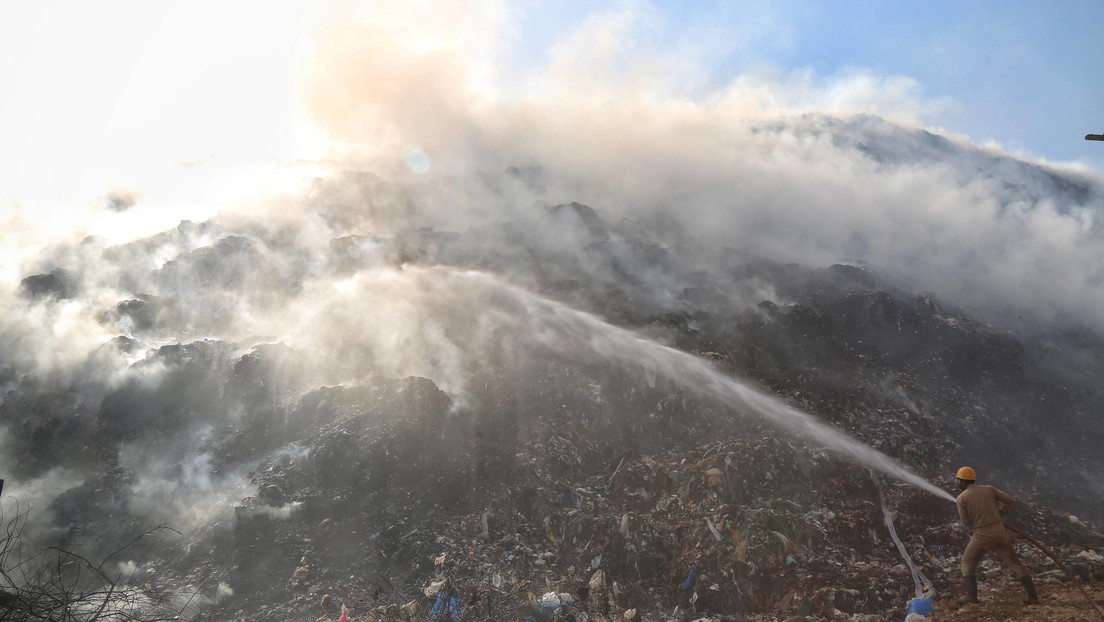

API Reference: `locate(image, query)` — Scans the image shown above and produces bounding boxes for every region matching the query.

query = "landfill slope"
[134,351,1098,622]
[60,248,1099,620]
[3,176,1104,620]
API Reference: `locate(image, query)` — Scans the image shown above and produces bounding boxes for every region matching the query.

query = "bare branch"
[0,508,188,622]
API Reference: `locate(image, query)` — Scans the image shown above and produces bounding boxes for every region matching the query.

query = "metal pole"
[1086,134,1104,141]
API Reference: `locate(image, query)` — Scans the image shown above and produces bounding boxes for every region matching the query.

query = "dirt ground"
[937,578,1104,622]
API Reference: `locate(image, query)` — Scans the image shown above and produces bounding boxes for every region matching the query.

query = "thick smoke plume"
[298,2,1104,329]
[1,0,1103,575]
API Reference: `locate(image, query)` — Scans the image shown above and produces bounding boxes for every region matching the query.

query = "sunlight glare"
[0,0,323,245]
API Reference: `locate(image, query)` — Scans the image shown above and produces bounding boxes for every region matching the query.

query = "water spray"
[420,267,956,502]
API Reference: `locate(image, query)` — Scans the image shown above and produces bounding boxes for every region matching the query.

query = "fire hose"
[1004,521,1104,621]
[877,491,932,597]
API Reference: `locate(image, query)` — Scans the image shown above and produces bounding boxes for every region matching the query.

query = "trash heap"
[390,431,1102,621]
[8,199,1104,621]
[182,370,1104,622]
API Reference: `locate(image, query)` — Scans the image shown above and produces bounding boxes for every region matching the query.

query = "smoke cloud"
[2,0,1103,561]
[298,1,1103,331]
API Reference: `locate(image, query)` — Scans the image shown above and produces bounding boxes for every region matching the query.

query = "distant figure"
[954,466,1039,605]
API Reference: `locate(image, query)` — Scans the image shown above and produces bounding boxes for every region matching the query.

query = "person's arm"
[957,496,970,525]
[993,487,1014,515]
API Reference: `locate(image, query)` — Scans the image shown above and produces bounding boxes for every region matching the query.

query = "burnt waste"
[3,186,1104,621]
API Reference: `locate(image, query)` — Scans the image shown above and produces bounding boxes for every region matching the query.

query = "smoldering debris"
[178,367,1104,621]
[3,250,1104,619]
[1,107,1104,620]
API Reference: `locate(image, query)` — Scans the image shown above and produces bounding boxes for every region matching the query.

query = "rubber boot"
[958,575,979,604]
[1019,576,1040,605]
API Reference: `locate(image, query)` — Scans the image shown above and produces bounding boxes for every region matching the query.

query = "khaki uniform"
[956,484,1028,578]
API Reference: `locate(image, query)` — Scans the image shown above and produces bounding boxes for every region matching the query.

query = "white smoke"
[1,0,1103,554]
[295,1,1104,332]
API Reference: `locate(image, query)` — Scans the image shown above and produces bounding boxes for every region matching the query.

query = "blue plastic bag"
[430,592,462,621]
[680,563,699,591]
[906,597,933,618]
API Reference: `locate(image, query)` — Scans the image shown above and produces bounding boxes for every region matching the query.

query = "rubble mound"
[171,365,1104,622]
[5,196,1104,621]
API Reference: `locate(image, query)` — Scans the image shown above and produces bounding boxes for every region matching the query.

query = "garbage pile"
[329,200,1104,529]
[179,369,1104,622]
[7,200,1104,621]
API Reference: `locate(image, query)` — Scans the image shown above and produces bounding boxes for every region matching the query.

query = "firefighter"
[954,466,1039,605]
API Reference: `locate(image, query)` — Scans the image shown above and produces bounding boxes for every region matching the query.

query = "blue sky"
[513,0,1104,172]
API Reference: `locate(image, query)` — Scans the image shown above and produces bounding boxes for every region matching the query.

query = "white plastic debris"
[539,592,574,610]
[705,517,722,541]
[401,600,418,616]
[423,579,446,596]
[589,569,605,593]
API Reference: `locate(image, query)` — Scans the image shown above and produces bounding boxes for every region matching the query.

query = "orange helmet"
[956,466,977,481]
